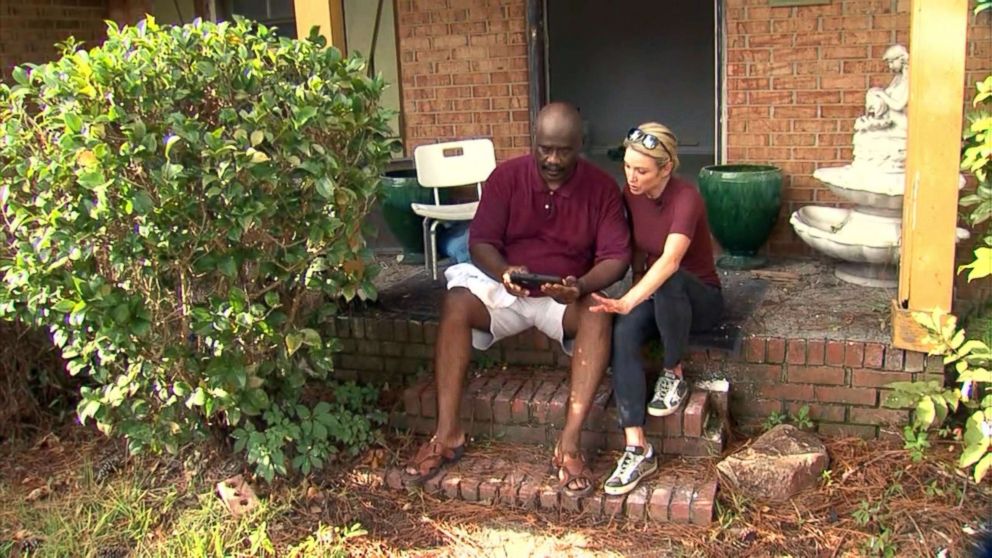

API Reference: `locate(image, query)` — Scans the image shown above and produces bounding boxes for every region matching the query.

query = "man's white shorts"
[444,263,573,355]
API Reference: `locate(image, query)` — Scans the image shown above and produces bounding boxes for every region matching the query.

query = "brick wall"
[330,314,938,439]
[725,0,992,254]
[396,0,991,253]
[395,0,530,162]
[0,0,110,81]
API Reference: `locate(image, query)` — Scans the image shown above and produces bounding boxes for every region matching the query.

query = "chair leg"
[430,221,440,281]
[421,218,432,275]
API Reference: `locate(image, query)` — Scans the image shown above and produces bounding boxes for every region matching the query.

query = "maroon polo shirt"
[624,175,721,288]
[469,155,630,285]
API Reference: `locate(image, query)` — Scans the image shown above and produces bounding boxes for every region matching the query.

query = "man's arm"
[470,242,510,280]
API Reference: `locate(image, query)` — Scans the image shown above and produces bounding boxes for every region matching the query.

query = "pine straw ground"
[1,425,990,557]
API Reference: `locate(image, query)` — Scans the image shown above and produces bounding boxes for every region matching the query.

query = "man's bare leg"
[556,293,613,490]
[405,288,490,476]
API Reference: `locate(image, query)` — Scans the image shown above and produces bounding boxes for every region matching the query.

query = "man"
[403,102,630,496]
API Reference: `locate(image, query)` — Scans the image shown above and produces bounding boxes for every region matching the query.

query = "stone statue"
[852,44,909,172]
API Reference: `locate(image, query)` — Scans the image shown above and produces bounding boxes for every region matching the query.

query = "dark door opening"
[543,0,719,184]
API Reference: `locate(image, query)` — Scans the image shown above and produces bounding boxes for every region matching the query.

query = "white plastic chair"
[412,138,496,280]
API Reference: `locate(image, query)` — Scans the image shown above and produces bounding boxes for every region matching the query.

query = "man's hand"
[501,265,530,297]
[541,276,583,305]
[589,292,634,315]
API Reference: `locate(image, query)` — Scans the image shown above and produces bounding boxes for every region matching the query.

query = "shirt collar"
[530,155,579,198]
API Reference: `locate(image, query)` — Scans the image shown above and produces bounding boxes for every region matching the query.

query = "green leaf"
[250,130,264,147]
[11,66,29,85]
[959,437,990,468]
[975,453,992,482]
[316,177,335,200]
[186,388,206,408]
[165,135,181,159]
[264,291,280,308]
[300,328,322,347]
[285,333,303,356]
[247,148,270,163]
[915,396,936,429]
[218,257,237,278]
[64,112,83,133]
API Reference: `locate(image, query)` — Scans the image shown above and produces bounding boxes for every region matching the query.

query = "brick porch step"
[383,441,719,524]
[396,368,729,457]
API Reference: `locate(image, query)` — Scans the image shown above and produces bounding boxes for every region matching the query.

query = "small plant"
[901,425,931,463]
[285,523,367,558]
[763,410,788,430]
[862,527,898,558]
[793,404,814,430]
[852,499,876,527]
[820,468,833,487]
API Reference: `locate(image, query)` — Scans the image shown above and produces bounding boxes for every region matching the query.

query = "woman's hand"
[589,293,633,315]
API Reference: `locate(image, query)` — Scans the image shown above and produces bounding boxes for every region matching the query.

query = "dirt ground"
[367,253,894,342]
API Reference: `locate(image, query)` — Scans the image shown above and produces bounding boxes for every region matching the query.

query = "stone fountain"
[790,44,965,288]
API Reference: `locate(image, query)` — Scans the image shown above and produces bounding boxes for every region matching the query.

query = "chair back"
[413,139,496,201]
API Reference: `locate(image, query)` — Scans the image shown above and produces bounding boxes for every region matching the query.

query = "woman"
[590,123,723,496]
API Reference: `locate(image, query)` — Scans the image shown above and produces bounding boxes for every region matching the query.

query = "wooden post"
[294,0,347,52]
[892,0,969,351]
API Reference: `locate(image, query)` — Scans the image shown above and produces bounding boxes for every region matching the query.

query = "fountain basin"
[790,207,900,264]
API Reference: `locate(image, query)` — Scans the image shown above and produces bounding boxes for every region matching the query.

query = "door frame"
[526,0,725,164]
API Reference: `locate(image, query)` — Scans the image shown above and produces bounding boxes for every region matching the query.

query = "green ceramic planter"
[380,167,433,255]
[698,164,782,269]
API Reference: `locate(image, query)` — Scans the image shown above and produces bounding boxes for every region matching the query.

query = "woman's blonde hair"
[624,122,679,171]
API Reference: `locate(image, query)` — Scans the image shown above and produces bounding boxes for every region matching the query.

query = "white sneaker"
[603,444,658,496]
[648,371,688,417]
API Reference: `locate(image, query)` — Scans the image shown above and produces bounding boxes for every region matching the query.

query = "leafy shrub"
[0,17,392,480]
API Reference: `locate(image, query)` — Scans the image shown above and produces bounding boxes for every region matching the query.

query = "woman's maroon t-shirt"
[624,175,721,288]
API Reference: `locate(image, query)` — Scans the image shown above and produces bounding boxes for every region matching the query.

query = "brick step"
[382,441,719,524]
[397,369,730,457]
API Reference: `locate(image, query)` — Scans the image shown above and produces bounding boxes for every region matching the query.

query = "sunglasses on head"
[626,128,674,160]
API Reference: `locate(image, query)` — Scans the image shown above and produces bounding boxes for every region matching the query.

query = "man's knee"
[440,287,489,328]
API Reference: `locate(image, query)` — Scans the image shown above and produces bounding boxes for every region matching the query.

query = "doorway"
[542,0,720,184]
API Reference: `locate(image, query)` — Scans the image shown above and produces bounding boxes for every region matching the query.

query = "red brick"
[473,377,505,421]
[818,423,877,439]
[883,348,905,371]
[925,355,945,373]
[539,485,558,510]
[814,386,877,406]
[904,351,926,372]
[760,383,815,401]
[669,485,694,523]
[546,382,570,426]
[424,471,446,494]
[492,378,523,424]
[510,379,541,423]
[647,484,673,521]
[604,494,626,517]
[684,391,709,437]
[625,486,649,520]
[530,380,561,423]
[441,474,462,499]
[421,385,438,418]
[849,407,910,426]
[788,365,845,385]
[499,473,524,506]
[807,339,826,365]
[403,381,428,416]
[824,340,846,366]
[581,493,604,516]
[851,368,912,388]
[461,376,488,419]
[690,481,718,525]
[745,336,766,363]
[517,479,540,508]
[561,490,581,513]
[863,343,886,368]
[786,339,807,365]
[766,338,786,363]
[460,477,481,501]
[844,342,865,368]
[662,437,722,458]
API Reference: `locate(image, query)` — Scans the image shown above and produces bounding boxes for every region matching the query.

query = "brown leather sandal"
[552,444,597,498]
[402,438,466,485]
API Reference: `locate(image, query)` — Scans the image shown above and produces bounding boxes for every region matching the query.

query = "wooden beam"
[294,0,347,52]
[893,0,968,351]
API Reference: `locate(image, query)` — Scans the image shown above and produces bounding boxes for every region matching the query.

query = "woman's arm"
[590,233,691,314]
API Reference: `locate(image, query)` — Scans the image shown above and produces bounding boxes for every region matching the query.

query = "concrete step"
[382,441,719,524]
[396,368,730,457]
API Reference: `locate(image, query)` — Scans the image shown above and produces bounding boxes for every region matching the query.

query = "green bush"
[0,17,392,480]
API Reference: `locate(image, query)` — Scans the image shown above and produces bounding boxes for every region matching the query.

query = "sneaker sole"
[602,459,659,496]
[647,401,684,417]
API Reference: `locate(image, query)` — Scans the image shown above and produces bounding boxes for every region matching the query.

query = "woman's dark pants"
[612,269,724,429]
